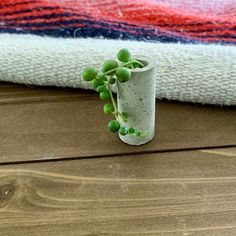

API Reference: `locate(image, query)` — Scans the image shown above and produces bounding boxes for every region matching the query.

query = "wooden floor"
[0,82,236,236]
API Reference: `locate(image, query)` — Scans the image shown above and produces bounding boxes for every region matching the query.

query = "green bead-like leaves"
[108,120,120,132]
[119,126,128,136]
[81,48,147,138]
[117,48,131,63]
[103,103,115,115]
[93,72,107,89]
[116,67,131,83]
[82,67,98,81]
[102,60,118,75]
[92,79,104,88]
[128,127,135,134]
[100,90,110,100]
[97,73,107,81]
[96,85,106,93]
[109,77,116,84]
[135,130,142,136]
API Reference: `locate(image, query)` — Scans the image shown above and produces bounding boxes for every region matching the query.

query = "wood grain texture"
[0,82,235,164]
[0,148,236,235]
[0,82,95,104]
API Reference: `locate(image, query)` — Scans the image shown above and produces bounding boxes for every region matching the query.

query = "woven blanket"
[0,0,236,105]
[1,0,236,44]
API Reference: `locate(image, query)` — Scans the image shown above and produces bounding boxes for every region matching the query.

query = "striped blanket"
[0,0,236,105]
[1,0,236,44]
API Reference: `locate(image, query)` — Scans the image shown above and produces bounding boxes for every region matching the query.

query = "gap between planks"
[0,82,235,164]
[0,145,235,167]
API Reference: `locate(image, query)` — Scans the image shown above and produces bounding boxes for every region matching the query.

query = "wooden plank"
[0,82,96,104]
[0,148,236,235]
[0,83,235,164]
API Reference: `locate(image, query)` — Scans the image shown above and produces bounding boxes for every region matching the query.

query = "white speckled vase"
[117,56,157,146]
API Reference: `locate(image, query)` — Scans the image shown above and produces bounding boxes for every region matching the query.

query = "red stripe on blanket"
[0,0,235,44]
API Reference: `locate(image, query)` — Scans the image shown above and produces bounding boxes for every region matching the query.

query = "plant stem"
[103,60,144,76]
[107,82,118,119]
[125,59,145,68]
[117,111,128,123]
[107,78,128,123]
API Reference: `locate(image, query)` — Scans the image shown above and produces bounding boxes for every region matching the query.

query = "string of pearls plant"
[82,48,148,137]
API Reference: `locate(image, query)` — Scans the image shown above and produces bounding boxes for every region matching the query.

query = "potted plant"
[82,49,156,145]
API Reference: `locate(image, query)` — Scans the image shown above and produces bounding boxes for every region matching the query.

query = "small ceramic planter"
[117,56,157,145]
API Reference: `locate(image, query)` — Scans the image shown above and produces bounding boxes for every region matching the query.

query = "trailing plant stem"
[107,83,118,117]
[103,60,144,76]
[107,79,128,123]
